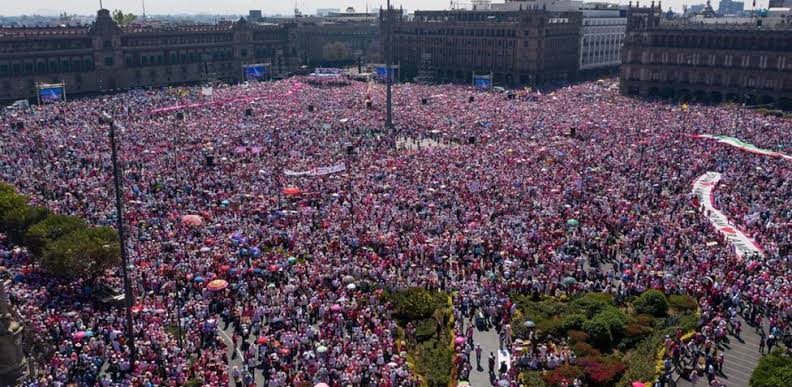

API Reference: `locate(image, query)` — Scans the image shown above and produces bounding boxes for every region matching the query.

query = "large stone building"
[292,12,380,68]
[620,3,792,107]
[381,2,581,86]
[0,9,301,102]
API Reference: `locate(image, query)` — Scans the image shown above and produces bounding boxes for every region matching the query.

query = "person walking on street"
[488,352,495,375]
[475,343,482,371]
[759,331,766,354]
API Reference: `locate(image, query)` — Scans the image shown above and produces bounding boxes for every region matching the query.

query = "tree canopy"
[0,182,121,283]
[111,10,137,26]
[750,349,792,387]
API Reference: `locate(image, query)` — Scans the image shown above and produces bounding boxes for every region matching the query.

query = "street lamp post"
[385,0,393,130]
[101,112,137,363]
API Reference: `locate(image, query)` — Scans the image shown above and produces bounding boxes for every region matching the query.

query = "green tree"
[1,205,49,245]
[583,318,613,350]
[25,214,87,257]
[0,187,29,222]
[111,10,137,26]
[634,290,669,317]
[750,350,792,387]
[40,226,121,284]
[595,306,629,338]
[571,292,613,318]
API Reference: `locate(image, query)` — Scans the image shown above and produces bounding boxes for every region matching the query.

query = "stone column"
[0,280,26,385]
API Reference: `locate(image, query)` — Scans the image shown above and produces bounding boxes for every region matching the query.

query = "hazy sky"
[1,0,770,16]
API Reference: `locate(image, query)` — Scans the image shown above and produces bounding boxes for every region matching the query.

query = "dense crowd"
[0,76,790,386]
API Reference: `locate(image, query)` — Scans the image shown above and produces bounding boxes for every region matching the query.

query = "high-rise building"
[717,0,744,16]
[579,3,627,73]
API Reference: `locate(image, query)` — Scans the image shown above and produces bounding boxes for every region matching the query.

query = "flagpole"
[385,0,393,130]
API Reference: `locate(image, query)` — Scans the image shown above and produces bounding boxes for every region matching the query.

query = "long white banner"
[284,163,346,177]
[692,172,764,260]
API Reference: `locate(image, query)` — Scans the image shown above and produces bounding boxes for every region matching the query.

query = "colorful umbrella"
[181,214,204,226]
[206,279,229,291]
[566,218,579,226]
[316,345,328,354]
[268,264,280,273]
[257,337,268,345]
[330,304,342,312]
[454,336,465,344]
[283,187,301,196]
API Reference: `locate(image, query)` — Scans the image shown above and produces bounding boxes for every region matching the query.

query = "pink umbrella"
[330,304,342,312]
[181,214,204,226]
[455,336,465,345]
[283,187,302,196]
[206,279,229,291]
[315,384,330,387]
[632,382,646,387]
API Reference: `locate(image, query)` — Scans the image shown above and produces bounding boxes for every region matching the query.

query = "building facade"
[382,6,581,86]
[0,9,302,102]
[579,3,627,73]
[292,13,380,68]
[620,4,792,107]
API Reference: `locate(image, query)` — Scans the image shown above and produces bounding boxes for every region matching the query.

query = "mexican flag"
[693,134,792,161]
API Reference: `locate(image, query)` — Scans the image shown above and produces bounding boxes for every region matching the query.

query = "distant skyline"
[0,0,772,16]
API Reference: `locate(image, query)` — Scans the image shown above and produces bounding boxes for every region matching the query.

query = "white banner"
[692,172,764,260]
[284,163,346,177]
[201,86,213,96]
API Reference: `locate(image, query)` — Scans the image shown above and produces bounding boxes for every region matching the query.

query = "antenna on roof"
[142,0,146,18]
[99,0,103,10]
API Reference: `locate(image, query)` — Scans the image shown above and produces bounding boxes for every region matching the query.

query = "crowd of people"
[0,75,790,386]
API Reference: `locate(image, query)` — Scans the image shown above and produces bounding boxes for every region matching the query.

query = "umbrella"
[268,264,280,273]
[279,348,290,356]
[566,218,579,226]
[330,304,342,312]
[315,384,330,387]
[283,187,301,196]
[73,330,93,340]
[287,257,297,264]
[206,279,229,291]
[632,383,646,387]
[342,275,355,284]
[199,246,211,253]
[561,277,577,286]
[316,345,328,354]
[219,265,231,272]
[221,200,230,206]
[181,214,204,226]
[522,320,536,328]
[193,276,205,283]
[454,336,465,345]
[257,337,268,345]
[346,283,356,290]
